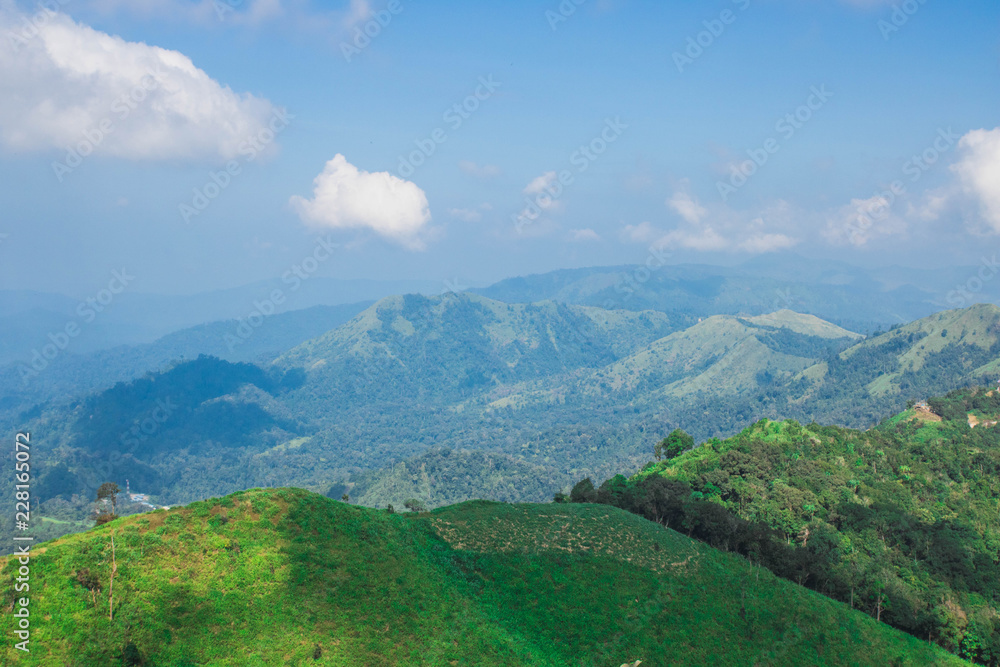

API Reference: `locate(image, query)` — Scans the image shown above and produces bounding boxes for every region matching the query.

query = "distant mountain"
[279,293,676,395]
[0,276,442,366]
[497,311,861,407]
[764,302,1000,427]
[15,298,1000,554]
[0,488,960,666]
[0,301,372,429]
[473,254,993,334]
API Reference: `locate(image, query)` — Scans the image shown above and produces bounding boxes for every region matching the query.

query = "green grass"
[0,488,963,666]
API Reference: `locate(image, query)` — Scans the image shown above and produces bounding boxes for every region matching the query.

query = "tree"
[341,493,350,503]
[655,429,695,461]
[97,482,121,515]
[93,482,121,525]
[570,478,597,503]
[403,498,426,513]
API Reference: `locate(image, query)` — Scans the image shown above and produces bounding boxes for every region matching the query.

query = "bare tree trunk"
[109,533,117,621]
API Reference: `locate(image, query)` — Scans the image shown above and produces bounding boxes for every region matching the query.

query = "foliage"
[0,488,961,666]
[655,429,694,460]
[572,386,1000,664]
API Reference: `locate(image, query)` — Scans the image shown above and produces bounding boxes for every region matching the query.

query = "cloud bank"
[0,6,282,163]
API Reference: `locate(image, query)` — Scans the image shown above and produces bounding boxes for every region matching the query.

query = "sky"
[0,0,997,297]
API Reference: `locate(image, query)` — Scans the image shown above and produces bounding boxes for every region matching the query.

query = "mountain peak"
[743,310,864,340]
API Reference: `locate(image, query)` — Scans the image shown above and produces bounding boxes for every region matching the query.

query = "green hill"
[571,385,1000,664]
[499,311,860,405]
[777,303,1000,426]
[278,292,675,382]
[0,488,962,666]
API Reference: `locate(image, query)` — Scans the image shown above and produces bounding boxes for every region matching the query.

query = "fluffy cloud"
[823,196,899,247]
[667,190,708,225]
[290,154,432,249]
[625,191,799,254]
[0,7,282,162]
[951,128,1000,233]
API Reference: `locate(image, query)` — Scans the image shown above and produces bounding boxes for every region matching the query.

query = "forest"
[566,386,1000,664]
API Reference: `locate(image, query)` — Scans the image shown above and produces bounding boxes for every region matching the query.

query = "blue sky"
[0,0,998,296]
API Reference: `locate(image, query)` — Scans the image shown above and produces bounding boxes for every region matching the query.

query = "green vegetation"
[11,300,1000,557]
[571,386,1000,664]
[0,488,962,666]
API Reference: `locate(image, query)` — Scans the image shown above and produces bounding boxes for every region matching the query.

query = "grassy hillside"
[572,386,1000,664]
[508,311,859,404]
[0,488,962,666]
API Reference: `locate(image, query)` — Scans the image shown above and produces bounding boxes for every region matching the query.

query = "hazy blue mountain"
[473,254,993,334]
[0,301,372,431]
[0,277,444,366]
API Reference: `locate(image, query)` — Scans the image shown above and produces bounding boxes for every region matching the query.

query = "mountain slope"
[487,311,860,414]
[776,303,1000,426]
[279,292,675,383]
[0,488,962,666]
[0,301,373,434]
[575,385,1000,663]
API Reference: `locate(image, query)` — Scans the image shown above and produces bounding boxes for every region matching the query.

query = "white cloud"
[77,0,357,29]
[668,189,708,225]
[655,189,798,254]
[290,154,432,249]
[952,127,1000,233]
[449,208,482,223]
[739,233,797,253]
[621,221,658,243]
[523,171,563,212]
[822,196,907,247]
[570,228,600,242]
[459,160,501,178]
[0,7,282,162]
[659,225,729,252]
